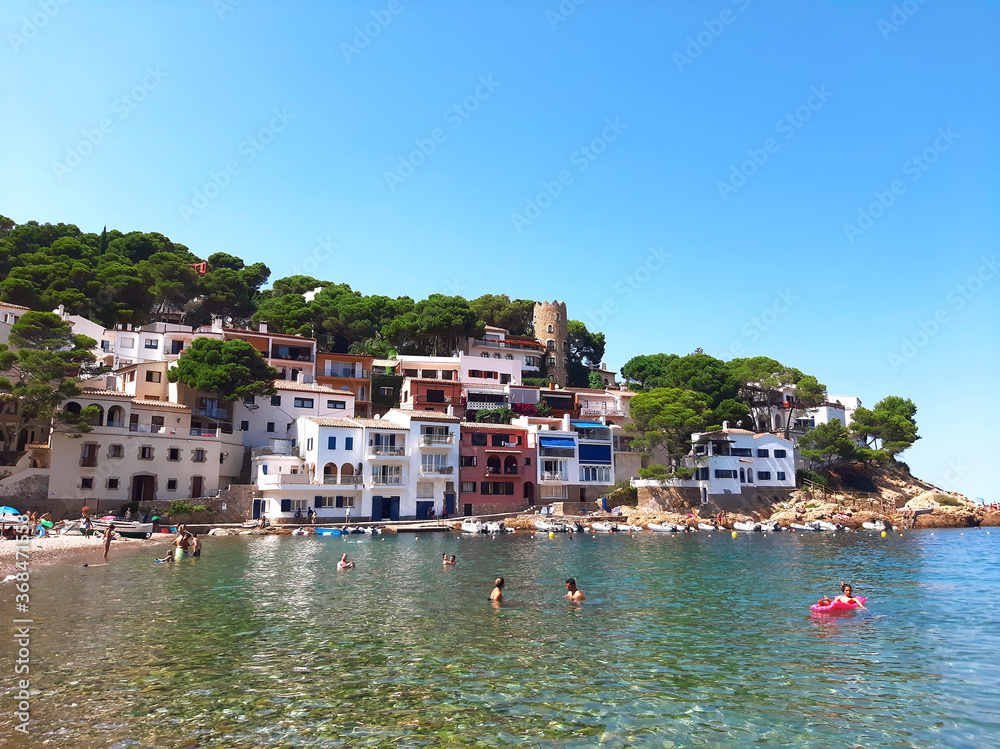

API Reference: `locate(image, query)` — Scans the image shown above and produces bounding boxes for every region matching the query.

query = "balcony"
[466,402,508,412]
[270,350,313,362]
[80,456,98,468]
[190,427,219,437]
[580,408,624,417]
[128,424,170,434]
[541,471,568,482]
[416,395,453,404]
[323,368,369,379]
[258,473,312,487]
[371,476,404,487]
[419,465,454,476]
[251,445,295,458]
[485,468,519,476]
[368,445,406,457]
[194,406,229,420]
[419,434,455,447]
[322,475,364,486]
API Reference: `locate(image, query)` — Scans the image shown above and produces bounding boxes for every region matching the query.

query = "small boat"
[315,527,344,536]
[462,520,485,534]
[761,521,782,532]
[590,521,617,532]
[534,520,570,533]
[733,521,762,532]
[862,520,897,531]
[790,521,822,532]
[90,519,154,539]
[484,521,511,533]
[816,521,844,532]
[648,522,683,533]
[697,522,720,532]
[620,523,643,532]
[291,527,311,536]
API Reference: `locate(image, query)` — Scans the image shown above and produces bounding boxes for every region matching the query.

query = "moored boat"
[315,527,344,536]
[590,521,617,532]
[90,519,154,539]
[697,522,720,532]
[790,522,822,532]
[816,520,844,532]
[462,520,485,534]
[862,520,896,531]
[733,521,762,532]
[648,522,684,533]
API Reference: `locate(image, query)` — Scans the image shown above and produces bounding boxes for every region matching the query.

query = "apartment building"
[465,326,546,378]
[316,352,373,417]
[398,377,464,417]
[223,323,316,382]
[231,379,355,447]
[458,422,533,515]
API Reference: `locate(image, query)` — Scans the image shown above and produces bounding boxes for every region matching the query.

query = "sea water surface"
[2,528,999,748]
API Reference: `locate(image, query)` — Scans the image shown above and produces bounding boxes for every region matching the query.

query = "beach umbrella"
[0,506,21,516]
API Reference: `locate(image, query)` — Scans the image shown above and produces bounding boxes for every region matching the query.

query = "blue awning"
[539,436,575,448]
[571,420,605,428]
[579,443,612,464]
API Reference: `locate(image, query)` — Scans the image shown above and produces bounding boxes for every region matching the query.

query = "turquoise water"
[2,528,999,748]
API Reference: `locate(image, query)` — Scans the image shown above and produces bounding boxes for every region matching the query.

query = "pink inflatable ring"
[811,597,867,614]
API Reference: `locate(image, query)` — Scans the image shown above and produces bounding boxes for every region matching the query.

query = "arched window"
[503,456,518,475]
[486,456,501,475]
[107,405,126,428]
[547,324,553,333]
[739,467,746,483]
[323,463,336,483]
[547,340,555,349]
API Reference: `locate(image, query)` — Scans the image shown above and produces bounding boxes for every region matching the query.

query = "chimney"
[57,304,65,316]
[259,322,268,333]
[447,405,454,416]
[548,382,555,390]
[562,414,571,431]
[722,420,729,430]
[211,316,223,333]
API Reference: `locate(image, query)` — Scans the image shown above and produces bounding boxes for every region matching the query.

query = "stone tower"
[533,301,569,385]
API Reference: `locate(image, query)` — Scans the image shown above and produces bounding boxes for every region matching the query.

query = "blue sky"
[2,0,997,500]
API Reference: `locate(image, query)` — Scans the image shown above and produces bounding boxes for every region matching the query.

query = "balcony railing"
[371,476,404,486]
[466,402,508,411]
[580,408,624,416]
[419,434,455,447]
[190,427,219,437]
[322,475,364,486]
[258,473,312,486]
[416,395,453,404]
[541,471,567,481]
[368,445,406,457]
[251,445,295,458]
[419,465,454,476]
[323,369,369,379]
[80,457,98,467]
[194,406,229,420]
[129,424,169,434]
[270,351,313,362]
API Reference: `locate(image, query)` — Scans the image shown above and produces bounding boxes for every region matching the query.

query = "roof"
[403,413,462,423]
[538,436,576,447]
[80,388,133,399]
[274,380,342,394]
[0,301,31,311]
[316,352,373,362]
[702,428,755,436]
[401,377,463,386]
[306,417,364,429]
[223,327,316,342]
[483,325,507,333]
[310,417,403,430]
[460,422,527,431]
[131,399,189,410]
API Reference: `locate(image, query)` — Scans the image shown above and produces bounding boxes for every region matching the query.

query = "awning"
[571,420,605,427]
[539,436,575,448]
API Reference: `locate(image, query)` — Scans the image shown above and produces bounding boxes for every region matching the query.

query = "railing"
[466,402,508,411]
[80,457,98,467]
[194,406,229,420]
[190,427,219,437]
[542,471,567,481]
[580,408,624,416]
[539,488,569,500]
[371,476,404,486]
[419,434,455,446]
[322,475,364,486]
[323,369,369,379]
[251,445,295,458]
[270,351,313,362]
[416,395,453,404]
[368,445,406,457]
[258,473,312,486]
[129,424,169,434]
[419,465,454,475]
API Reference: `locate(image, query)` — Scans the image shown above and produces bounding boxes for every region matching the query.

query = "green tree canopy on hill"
[167,338,279,403]
[726,356,826,435]
[566,320,605,387]
[629,387,711,466]
[798,420,858,468]
[468,294,535,336]
[851,396,919,457]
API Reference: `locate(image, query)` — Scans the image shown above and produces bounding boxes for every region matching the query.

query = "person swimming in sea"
[337,552,355,570]
[490,577,504,601]
[834,582,865,609]
[564,578,585,601]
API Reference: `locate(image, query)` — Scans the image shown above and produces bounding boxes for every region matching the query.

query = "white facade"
[391,353,523,387]
[687,429,796,496]
[515,416,579,501]
[232,380,355,448]
[573,388,634,427]
[465,328,544,375]
[392,409,460,519]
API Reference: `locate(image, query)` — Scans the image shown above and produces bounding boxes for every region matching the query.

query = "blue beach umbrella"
[0,506,21,516]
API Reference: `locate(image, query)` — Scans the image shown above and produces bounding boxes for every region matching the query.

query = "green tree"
[566,320,605,387]
[270,275,323,296]
[0,312,101,456]
[798,420,858,468]
[252,293,313,337]
[851,396,919,457]
[468,294,535,335]
[620,353,675,390]
[167,338,279,403]
[587,371,605,389]
[383,294,481,356]
[474,406,515,424]
[726,356,825,435]
[629,387,711,466]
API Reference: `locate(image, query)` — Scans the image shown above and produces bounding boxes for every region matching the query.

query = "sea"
[1,527,997,748]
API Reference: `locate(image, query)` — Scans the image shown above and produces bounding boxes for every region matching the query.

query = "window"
[471,433,487,446]
[193,449,206,462]
[524,457,531,466]
[271,395,281,406]
[505,354,513,360]
[714,469,737,479]
[694,444,707,455]
[757,471,772,480]
[380,387,393,396]
[403,369,418,378]
[144,339,159,349]
[167,448,180,461]
[468,369,481,378]
[81,443,99,467]
[240,420,249,431]
[426,389,445,403]
[139,446,153,460]
[460,481,476,493]
[109,444,124,458]
[547,357,556,367]
[243,395,256,405]
[421,370,437,379]
[328,436,337,450]
[774,449,787,458]
[757,449,769,458]
[119,338,134,349]
[695,467,709,481]
[546,340,555,349]
[481,352,489,358]
[345,437,353,450]
[167,479,177,491]
[460,455,477,467]
[416,481,434,498]
[145,371,162,383]
[421,453,448,471]
[500,373,511,384]
[81,477,94,489]
[442,370,455,380]
[327,400,347,409]
[491,434,510,447]
[107,478,119,490]
[266,422,275,433]
[580,465,611,483]
[294,397,314,409]
[777,472,786,481]
[480,482,515,495]
[290,499,308,512]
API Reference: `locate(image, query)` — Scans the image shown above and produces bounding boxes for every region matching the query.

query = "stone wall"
[0,471,49,505]
[637,485,703,512]
[464,500,532,516]
[551,501,601,516]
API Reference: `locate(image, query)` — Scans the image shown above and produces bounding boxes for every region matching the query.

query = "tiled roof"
[401,413,462,423]
[310,417,405,430]
[402,377,462,385]
[224,327,316,342]
[0,301,31,311]
[316,353,373,362]
[307,418,364,429]
[131,399,189,410]
[80,389,133,398]
[274,380,342,394]
[460,422,527,431]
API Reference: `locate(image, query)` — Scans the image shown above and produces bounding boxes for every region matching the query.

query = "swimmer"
[449,555,456,565]
[337,552,355,570]
[564,578,585,601]
[490,576,504,601]
[834,582,865,609]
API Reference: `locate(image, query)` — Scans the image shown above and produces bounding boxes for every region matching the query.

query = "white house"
[390,409,460,520]
[465,326,545,377]
[232,379,355,447]
[515,415,579,503]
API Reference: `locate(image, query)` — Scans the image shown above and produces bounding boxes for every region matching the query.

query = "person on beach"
[190,534,202,558]
[564,578,585,601]
[124,508,132,521]
[337,552,354,570]
[834,582,866,609]
[102,523,115,560]
[307,507,315,524]
[490,577,504,601]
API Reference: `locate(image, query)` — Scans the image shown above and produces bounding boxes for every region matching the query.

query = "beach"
[0,532,163,575]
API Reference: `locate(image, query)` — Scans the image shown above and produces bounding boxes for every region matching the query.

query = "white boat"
[790,522,822,532]
[733,521,762,532]
[816,520,844,532]
[697,522,720,532]
[90,519,154,539]
[462,521,485,534]
[534,520,570,533]
[862,520,896,531]
[621,523,643,532]
[590,521,617,532]
[761,521,782,532]
[291,527,311,536]
[648,522,683,533]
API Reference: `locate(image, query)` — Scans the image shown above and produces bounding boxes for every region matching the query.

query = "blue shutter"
[345,437,353,450]
[335,496,344,508]
[261,465,268,475]
[328,436,336,449]
[280,499,291,513]
[315,496,323,509]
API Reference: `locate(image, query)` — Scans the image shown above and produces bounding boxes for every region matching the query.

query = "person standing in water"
[490,577,504,601]
[102,523,115,560]
[337,552,354,570]
[190,533,202,558]
[564,578,585,601]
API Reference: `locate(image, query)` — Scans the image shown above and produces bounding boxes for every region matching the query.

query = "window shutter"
[328,436,336,449]
[480,482,488,495]
[345,437,353,450]
[336,496,344,508]
[506,482,514,495]
[280,499,291,513]
[315,496,323,509]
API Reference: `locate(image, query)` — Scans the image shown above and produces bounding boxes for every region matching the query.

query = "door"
[131,475,154,502]
[416,501,433,520]
[252,499,262,519]
[444,493,455,516]
[371,496,383,522]
[463,503,473,517]
[389,497,400,521]
[192,476,203,498]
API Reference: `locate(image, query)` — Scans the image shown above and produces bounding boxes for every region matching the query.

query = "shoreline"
[0,533,165,576]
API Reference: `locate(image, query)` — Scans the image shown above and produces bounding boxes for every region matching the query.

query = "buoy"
[549,532,555,539]
[881,531,887,537]
[731,531,737,538]
[899,533,903,537]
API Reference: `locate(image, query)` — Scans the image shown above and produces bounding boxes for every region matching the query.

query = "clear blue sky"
[2,0,997,500]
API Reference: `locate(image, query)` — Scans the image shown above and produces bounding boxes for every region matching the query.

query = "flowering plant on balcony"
[511,402,539,416]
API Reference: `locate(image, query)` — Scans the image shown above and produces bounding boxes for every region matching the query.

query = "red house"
[458,422,534,516]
